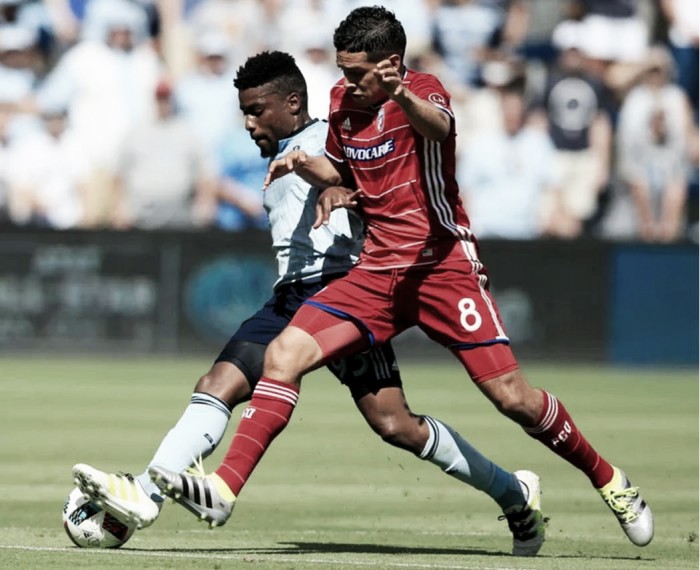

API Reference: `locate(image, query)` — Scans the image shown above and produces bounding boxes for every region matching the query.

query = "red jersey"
[326,69,479,271]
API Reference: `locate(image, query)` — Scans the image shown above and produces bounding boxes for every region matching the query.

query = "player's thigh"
[214,311,285,391]
[301,268,401,348]
[276,303,370,374]
[414,265,518,382]
[212,280,329,388]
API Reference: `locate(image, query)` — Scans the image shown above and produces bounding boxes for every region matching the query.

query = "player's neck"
[288,116,316,138]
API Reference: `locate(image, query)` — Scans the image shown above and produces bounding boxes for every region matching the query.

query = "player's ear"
[287,91,302,114]
[388,53,402,70]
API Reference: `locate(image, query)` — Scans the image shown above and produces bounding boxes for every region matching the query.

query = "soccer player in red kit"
[151,5,653,550]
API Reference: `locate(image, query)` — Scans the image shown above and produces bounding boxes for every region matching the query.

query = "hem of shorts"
[471,362,520,384]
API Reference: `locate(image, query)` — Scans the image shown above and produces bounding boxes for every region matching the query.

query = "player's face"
[239,86,299,158]
[336,50,385,107]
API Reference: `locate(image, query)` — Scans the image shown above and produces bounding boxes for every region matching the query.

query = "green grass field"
[0,356,697,569]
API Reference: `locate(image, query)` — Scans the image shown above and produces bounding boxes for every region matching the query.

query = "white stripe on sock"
[525,392,558,434]
[254,381,299,405]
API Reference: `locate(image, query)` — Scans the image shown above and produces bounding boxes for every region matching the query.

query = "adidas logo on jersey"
[342,117,352,130]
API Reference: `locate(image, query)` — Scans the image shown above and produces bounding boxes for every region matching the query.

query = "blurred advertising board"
[0,228,695,366]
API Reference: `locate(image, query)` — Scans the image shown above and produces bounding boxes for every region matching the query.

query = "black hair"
[234,50,308,102]
[333,5,406,62]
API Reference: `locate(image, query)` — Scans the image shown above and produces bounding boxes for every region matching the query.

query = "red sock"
[215,377,299,496]
[525,390,614,488]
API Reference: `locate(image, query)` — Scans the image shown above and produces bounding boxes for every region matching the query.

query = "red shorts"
[289,261,518,382]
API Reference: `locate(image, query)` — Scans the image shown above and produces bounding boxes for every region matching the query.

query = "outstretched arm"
[264,150,348,189]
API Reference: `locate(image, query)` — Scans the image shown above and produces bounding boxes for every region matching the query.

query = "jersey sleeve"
[325,117,346,164]
[324,84,347,164]
[409,73,454,121]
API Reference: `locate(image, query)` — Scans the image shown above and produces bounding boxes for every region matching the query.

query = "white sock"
[136,393,231,499]
[420,416,525,511]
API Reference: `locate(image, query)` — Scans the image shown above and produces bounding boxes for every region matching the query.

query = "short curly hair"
[333,5,406,62]
[234,50,308,103]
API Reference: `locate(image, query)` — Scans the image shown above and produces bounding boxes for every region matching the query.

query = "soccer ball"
[62,487,136,548]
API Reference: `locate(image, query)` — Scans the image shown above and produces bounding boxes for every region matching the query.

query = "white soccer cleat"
[500,470,547,556]
[598,466,653,546]
[149,461,235,529]
[73,463,160,529]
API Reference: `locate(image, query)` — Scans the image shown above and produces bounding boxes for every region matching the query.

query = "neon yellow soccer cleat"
[73,463,160,529]
[598,466,653,546]
[500,470,547,556]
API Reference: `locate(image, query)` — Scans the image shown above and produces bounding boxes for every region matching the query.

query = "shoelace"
[499,509,535,537]
[185,455,207,478]
[602,486,641,523]
[498,506,549,539]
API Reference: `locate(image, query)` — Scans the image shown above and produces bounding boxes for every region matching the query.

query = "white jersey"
[264,119,363,290]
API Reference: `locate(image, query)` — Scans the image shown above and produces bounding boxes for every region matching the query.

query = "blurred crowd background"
[0,0,697,243]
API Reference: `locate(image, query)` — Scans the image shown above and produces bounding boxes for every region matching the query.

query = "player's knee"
[481,370,538,422]
[265,327,322,379]
[372,415,404,445]
[194,365,251,407]
[369,414,423,452]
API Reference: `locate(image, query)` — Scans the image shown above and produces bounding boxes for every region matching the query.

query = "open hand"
[314,186,362,228]
[263,149,309,189]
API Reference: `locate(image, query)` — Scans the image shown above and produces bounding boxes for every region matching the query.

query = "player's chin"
[256,140,273,158]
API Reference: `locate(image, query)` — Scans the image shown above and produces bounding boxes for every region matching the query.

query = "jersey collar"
[278,119,320,154]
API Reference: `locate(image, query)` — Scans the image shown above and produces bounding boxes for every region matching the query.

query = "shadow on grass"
[132,541,654,562]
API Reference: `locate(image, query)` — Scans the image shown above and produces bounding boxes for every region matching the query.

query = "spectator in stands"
[276,0,337,56]
[0,107,11,223]
[431,0,528,88]
[186,0,284,65]
[535,33,613,237]
[0,25,42,140]
[659,0,698,119]
[456,56,522,152]
[458,79,561,239]
[35,0,161,226]
[174,30,238,169]
[41,0,163,72]
[111,79,217,230]
[42,0,81,49]
[46,0,151,44]
[0,0,53,60]
[173,27,269,232]
[292,29,338,120]
[552,0,649,99]
[215,126,269,232]
[602,46,694,242]
[5,100,88,229]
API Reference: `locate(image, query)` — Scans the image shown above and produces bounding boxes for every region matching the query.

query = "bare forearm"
[265,151,348,189]
[295,155,345,188]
